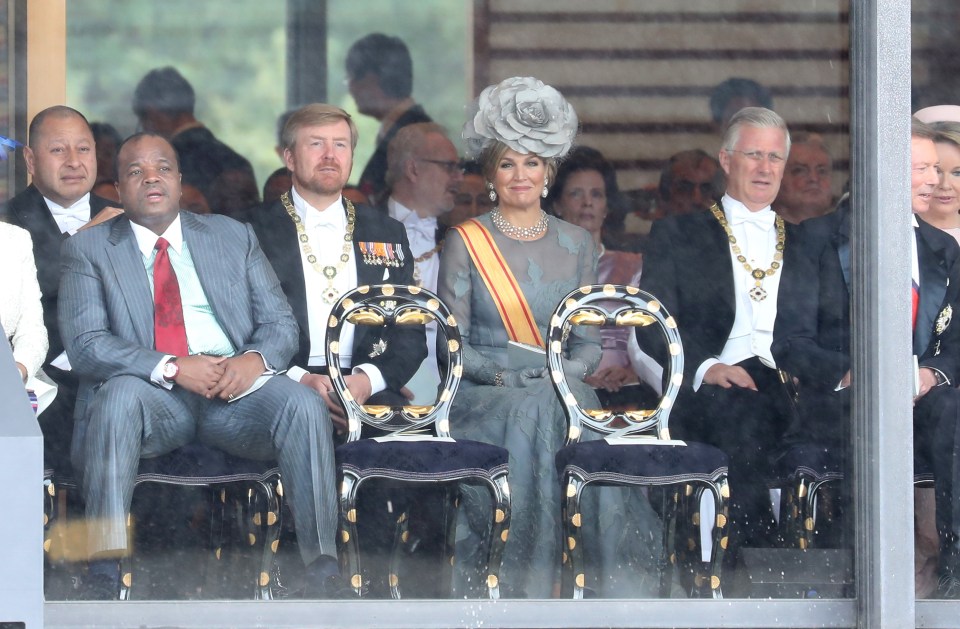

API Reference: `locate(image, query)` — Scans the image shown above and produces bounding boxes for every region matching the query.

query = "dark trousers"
[672,357,792,556]
[916,385,960,574]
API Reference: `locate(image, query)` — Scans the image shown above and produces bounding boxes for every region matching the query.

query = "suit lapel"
[697,209,737,320]
[106,218,154,348]
[916,219,950,354]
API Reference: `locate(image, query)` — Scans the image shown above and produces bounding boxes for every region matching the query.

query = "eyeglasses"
[727,149,786,165]
[454,192,495,208]
[419,159,465,175]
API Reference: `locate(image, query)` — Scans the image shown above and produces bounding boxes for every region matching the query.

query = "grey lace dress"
[438,213,665,598]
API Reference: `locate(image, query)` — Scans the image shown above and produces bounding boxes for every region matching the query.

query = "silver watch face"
[163,361,178,379]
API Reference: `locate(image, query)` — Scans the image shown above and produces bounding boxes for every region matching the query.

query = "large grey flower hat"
[463,76,579,159]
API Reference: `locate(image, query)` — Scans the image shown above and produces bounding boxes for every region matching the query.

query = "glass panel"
[10,0,870,620]
[912,0,960,605]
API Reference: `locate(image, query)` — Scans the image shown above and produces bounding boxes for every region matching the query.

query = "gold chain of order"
[281,191,356,304]
[709,202,785,302]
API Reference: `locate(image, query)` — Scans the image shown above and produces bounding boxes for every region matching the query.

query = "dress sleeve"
[567,234,601,373]
[437,228,509,385]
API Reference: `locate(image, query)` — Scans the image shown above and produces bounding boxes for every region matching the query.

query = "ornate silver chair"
[327,284,511,599]
[548,284,730,598]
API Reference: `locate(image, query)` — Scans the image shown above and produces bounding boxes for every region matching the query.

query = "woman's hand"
[501,367,548,388]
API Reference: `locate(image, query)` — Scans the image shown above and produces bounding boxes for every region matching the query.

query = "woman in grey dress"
[439,77,663,598]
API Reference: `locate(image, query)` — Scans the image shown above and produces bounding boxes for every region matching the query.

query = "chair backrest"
[546,284,684,443]
[325,284,463,441]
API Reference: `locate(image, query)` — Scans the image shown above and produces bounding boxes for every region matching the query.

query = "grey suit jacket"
[59,211,299,426]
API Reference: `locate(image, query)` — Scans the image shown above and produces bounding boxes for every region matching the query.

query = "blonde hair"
[281,104,359,150]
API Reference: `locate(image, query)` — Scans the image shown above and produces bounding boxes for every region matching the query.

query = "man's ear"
[23,146,36,177]
[718,149,732,176]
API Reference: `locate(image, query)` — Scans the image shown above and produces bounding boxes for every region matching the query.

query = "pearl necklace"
[490,207,549,240]
[709,202,785,302]
[281,191,356,304]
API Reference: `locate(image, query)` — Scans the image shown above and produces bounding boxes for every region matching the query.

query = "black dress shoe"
[77,573,119,601]
[304,574,359,599]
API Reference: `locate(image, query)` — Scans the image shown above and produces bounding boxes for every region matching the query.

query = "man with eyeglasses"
[657,149,725,218]
[638,107,796,578]
[773,132,836,224]
[384,122,462,404]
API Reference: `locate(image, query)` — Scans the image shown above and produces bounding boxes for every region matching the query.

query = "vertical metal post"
[850,1,915,627]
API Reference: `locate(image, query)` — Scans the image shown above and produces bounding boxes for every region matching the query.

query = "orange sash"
[453,219,545,347]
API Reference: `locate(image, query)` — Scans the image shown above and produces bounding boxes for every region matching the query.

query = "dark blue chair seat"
[338,438,508,482]
[120,442,281,600]
[557,440,728,486]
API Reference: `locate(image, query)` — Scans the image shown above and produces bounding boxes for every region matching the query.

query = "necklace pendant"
[749,285,768,302]
[322,286,340,304]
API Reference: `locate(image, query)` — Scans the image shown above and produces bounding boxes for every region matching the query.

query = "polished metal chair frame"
[548,284,730,598]
[327,284,511,599]
[117,445,281,600]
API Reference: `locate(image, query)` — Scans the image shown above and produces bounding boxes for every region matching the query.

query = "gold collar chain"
[412,241,443,286]
[709,202,785,302]
[281,191,356,304]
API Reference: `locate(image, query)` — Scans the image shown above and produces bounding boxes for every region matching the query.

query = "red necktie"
[153,237,189,356]
[912,279,920,331]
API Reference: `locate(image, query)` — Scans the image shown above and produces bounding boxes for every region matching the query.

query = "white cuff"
[152,355,176,390]
[286,365,308,383]
[694,358,720,392]
[353,363,386,395]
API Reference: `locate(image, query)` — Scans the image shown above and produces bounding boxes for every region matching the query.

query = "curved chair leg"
[118,511,134,601]
[658,486,680,597]
[703,477,730,599]
[796,476,811,549]
[338,474,364,596]
[678,483,703,596]
[253,479,280,600]
[561,474,587,600]
[440,486,459,598]
[43,477,56,560]
[484,473,511,600]
[388,510,409,599]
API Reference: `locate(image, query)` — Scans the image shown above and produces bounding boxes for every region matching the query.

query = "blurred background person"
[773,132,835,224]
[657,149,725,219]
[547,146,652,409]
[442,159,493,230]
[709,77,774,133]
[133,66,260,217]
[89,122,122,203]
[346,33,432,206]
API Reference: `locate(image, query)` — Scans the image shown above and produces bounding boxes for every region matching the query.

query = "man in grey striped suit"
[59,132,347,599]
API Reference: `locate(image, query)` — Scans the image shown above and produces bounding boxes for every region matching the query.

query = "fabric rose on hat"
[463,76,579,159]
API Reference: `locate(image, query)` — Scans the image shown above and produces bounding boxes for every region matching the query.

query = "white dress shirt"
[284,187,386,394]
[388,197,441,399]
[44,192,92,235]
[694,194,783,390]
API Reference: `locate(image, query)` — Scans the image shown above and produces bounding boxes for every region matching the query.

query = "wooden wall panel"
[477,1,851,194]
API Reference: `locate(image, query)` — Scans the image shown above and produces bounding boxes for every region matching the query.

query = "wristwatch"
[162,358,180,383]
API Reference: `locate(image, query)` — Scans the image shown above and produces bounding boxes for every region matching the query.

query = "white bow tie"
[727,206,775,229]
[405,216,438,241]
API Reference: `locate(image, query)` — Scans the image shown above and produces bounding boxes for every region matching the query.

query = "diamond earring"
[541,177,549,198]
[487,182,497,203]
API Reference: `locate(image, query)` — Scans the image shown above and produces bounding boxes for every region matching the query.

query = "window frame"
[32,0,945,626]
